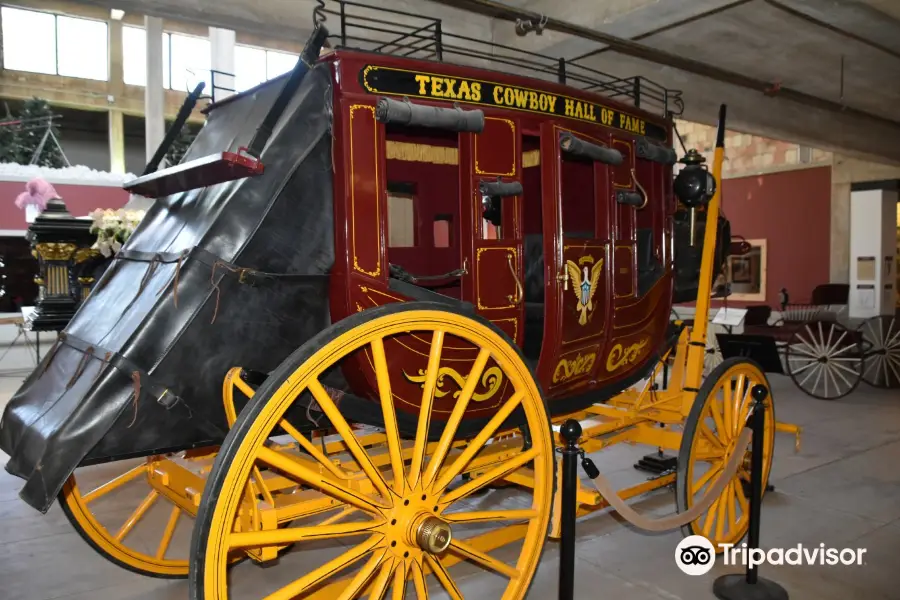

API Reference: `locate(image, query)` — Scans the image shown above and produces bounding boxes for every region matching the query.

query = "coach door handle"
[507,253,523,305]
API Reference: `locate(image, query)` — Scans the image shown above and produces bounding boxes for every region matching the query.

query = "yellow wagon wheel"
[59,457,200,578]
[190,302,555,600]
[676,358,775,551]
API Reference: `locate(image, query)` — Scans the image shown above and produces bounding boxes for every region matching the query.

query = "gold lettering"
[575,102,584,119]
[565,98,575,117]
[431,78,444,97]
[472,82,482,102]
[493,85,503,105]
[538,94,548,111]
[415,74,430,95]
[529,91,539,110]
[552,352,597,384]
[640,120,646,135]
[619,114,626,129]
[606,338,650,372]
[547,95,557,113]
[586,103,596,121]
[513,88,529,108]
[504,87,515,106]
[458,80,471,100]
[443,78,458,99]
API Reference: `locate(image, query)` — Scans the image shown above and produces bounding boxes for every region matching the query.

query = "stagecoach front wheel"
[785,320,863,400]
[676,358,775,551]
[190,303,554,600]
[858,314,900,389]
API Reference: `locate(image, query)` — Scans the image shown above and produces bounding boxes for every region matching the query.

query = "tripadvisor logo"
[721,543,867,567]
[675,537,869,576]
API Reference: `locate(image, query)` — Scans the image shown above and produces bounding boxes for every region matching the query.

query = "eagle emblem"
[567,258,604,325]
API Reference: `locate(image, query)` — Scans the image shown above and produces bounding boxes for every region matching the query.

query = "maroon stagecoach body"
[1,25,689,512]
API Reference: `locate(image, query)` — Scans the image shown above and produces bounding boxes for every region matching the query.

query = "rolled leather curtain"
[375,97,485,133]
[635,137,677,165]
[559,132,622,166]
[479,179,523,197]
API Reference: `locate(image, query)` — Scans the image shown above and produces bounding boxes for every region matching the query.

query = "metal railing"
[321,0,683,117]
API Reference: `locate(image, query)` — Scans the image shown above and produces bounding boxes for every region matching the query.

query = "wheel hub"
[414,515,452,554]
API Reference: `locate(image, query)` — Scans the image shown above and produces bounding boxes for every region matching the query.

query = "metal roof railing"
[320,0,684,117]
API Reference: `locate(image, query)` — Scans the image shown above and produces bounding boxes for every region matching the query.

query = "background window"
[266,50,297,79]
[388,192,416,248]
[434,216,452,248]
[234,45,266,92]
[0,8,107,80]
[1,7,56,75]
[56,15,108,80]
[122,26,171,88]
[169,33,210,92]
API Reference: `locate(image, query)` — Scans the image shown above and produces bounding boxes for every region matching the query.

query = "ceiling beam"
[430,0,900,130]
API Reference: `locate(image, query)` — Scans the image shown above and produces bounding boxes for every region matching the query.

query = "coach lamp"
[673,148,717,246]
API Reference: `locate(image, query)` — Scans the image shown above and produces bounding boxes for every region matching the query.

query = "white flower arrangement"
[89,208,145,257]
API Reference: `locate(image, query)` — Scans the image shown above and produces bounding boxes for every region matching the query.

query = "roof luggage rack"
[320,0,683,117]
[124,26,330,198]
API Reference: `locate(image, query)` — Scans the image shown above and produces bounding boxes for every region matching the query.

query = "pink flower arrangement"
[14,177,60,211]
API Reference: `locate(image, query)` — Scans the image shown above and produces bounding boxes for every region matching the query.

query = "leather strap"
[585,427,752,532]
[56,332,227,439]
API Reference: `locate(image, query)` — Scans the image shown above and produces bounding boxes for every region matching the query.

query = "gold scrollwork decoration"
[74,248,102,264]
[606,338,650,372]
[552,352,597,384]
[403,365,504,403]
[35,242,77,261]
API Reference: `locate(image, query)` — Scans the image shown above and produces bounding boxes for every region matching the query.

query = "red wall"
[715,166,831,307]
[0,181,129,230]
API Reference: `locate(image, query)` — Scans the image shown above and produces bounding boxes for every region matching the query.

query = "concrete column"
[208,27,236,102]
[109,111,125,174]
[145,16,165,162]
[108,18,125,174]
[848,184,899,319]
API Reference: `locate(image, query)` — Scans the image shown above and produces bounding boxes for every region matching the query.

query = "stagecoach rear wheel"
[190,302,554,600]
[59,459,197,578]
[858,315,900,389]
[785,320,863,400]
[676,358,775,551]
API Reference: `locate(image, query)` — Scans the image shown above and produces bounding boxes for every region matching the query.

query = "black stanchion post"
[559,419,582,600]
[713,385,788,600]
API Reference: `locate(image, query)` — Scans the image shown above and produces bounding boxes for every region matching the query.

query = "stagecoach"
[0,4,800,598]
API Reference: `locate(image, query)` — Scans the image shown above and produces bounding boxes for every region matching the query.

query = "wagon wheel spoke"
[115,490,159,542]
[262,536,383,600]
[256,446,388,514]
[392,560,408,600]
[448,538,520,579]
[421,348,491,489]
[411,560,429,599]
[425,553,464,600]
[81,463,147,504]
[156,505,181,559]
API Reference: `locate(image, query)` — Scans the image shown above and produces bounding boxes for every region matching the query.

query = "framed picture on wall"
[726,239,767,302]
[731,256,752,284]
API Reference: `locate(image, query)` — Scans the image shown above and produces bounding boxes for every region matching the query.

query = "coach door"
[464,117,525,346]
[539,122,612,395]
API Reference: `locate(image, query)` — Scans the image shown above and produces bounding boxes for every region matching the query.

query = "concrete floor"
[1,336,899,600]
